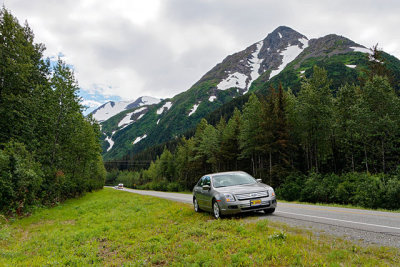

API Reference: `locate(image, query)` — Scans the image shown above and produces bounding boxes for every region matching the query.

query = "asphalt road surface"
[118,187,400,248]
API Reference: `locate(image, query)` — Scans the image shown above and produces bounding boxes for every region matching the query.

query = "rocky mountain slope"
[97,26,400,161]
[90,96,160,122]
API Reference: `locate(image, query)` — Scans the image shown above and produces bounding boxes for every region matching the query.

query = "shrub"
[115,171,140,188]
[167,182,184,192]
[0,141,43,215]
[275,172,305,201]
[106,169,119,185]
[277,170,400,210]
[352,174,383,209]
[381,177,400,210]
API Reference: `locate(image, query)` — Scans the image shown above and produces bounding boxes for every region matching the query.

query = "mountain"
[199,26,309,94]
[90,96,161,122]
[99,26,400,161]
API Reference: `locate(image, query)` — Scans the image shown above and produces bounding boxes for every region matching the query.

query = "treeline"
[0,8,105,215]
[107,61,400,209]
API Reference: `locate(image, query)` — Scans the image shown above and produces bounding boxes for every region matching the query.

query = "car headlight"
[224,193,235,202]
[269,188,275,197]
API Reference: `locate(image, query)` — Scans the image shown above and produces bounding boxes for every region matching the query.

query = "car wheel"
[264,208,275,214]
[193,197,201,212]
[212,200,222,219]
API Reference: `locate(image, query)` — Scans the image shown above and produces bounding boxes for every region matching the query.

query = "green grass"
[0,189,399,266]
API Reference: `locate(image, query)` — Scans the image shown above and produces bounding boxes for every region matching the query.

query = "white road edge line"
[276,211,400,231]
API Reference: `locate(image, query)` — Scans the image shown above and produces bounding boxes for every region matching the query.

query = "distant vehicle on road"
[192,171,277,219]
[117,183,124,189]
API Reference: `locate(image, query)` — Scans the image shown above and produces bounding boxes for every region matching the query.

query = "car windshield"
[212,172,256,188]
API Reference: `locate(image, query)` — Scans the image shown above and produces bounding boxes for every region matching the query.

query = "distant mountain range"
[90,96,160,122]
[92,26,400,161]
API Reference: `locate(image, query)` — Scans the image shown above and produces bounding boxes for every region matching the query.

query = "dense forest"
[107,59,400,209]
[0,8,105,215]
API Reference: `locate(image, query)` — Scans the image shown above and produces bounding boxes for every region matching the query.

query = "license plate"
[250,199,261,206]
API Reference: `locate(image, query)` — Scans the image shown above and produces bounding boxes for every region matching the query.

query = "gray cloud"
[3,0,400,102]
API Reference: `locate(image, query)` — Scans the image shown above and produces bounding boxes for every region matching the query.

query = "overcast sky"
[3,0,400,112]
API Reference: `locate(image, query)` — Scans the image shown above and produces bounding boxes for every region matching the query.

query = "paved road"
[118,188,400,248]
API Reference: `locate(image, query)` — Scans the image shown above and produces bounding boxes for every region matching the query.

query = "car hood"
[214,183,270,194]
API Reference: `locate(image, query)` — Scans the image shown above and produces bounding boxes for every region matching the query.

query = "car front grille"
[235,191,269,200]
[241,203,271,211]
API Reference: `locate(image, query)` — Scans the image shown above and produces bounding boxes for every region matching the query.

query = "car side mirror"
[202,185,211,190]
[256,179,262,183]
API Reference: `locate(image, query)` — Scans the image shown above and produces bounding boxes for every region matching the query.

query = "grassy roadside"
[0,188,398,266]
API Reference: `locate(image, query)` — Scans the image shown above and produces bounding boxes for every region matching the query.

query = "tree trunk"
[251,154,255,176]
[314,142,318,173]
[381,138,385,173]
[269,150,272,185]
[364,143,369,173]
[51,93,64,165]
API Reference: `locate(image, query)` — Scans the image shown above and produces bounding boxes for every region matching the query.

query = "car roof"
[204,171,248,178]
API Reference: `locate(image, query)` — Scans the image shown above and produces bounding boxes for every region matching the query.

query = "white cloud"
[3,0,400,103]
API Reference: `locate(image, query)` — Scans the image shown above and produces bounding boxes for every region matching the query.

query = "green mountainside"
[100,27,400,161]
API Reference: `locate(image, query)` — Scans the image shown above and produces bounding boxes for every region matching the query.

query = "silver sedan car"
[192,171,277,219]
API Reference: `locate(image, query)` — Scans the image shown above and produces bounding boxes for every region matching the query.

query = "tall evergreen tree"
[0,7,105,214]
[334,84,361,172]
[358,76,400,173]
[220,109,242,170]
[297,66,334,172]
[239,94,262,175]
[0,7,49,148]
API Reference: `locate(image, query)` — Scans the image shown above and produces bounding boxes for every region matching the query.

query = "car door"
[202,176,213,209]
[194,177,205,207]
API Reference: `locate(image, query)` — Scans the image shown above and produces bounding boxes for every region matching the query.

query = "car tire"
[212,200,222,219]
[264,208,275,214]
[193,197,201,212]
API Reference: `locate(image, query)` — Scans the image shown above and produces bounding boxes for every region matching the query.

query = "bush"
[277,170,400,210]
[275,172,305,201]
[381,177,400,210]
[167,182,184,192]
[106,169,119,185]
[0,142,43,215]
[352,174,383,209]
[115,171,140,188]
[138,180,170,191]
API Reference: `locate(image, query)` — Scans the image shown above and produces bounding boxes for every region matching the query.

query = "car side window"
[197,177,205,186]
[204,176,211,186]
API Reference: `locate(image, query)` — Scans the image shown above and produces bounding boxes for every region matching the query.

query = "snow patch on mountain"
[141,96,161,105]
[350,46,372,55]
[217,72,247,90]
[133,107,147,114]
[93,101,132,122]
[345,64,357,68]
[270,37,309,79]
[133,134,147,145]
[117,107,148,127]
[278,32,282,38]
[246,41,264,93]
[189,103,200,116]
[208,96,217,102]
[157,101,172,114]
[105,136,114,152]
[91,96,160,122]
[118,112,134,127]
